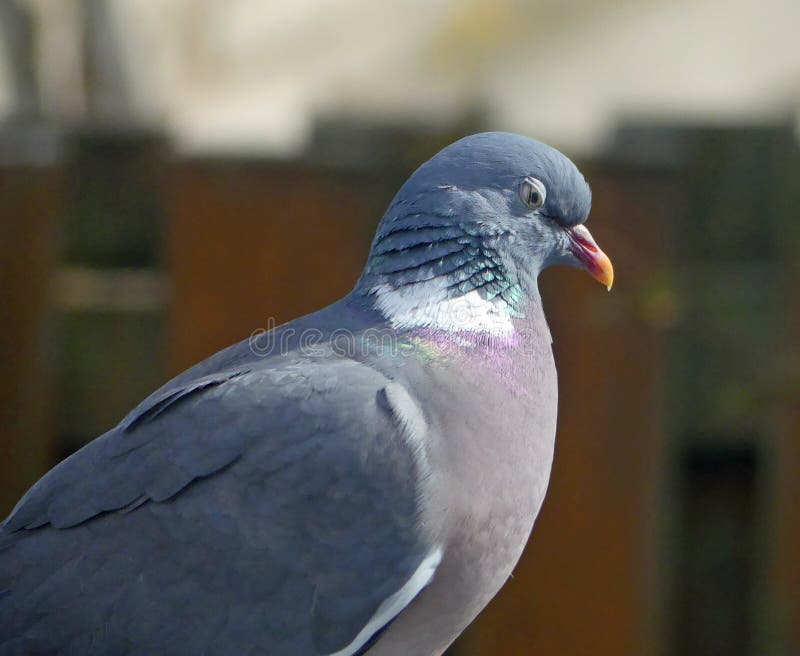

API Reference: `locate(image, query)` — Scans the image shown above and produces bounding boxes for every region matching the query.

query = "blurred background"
[0,1,798,654]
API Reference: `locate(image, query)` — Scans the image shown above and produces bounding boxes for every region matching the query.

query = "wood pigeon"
[0,132,613,655]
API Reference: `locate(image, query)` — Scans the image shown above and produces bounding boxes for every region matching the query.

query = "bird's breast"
[415,334,558,620]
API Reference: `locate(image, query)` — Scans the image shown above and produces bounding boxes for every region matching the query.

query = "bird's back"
[0,302,438,655]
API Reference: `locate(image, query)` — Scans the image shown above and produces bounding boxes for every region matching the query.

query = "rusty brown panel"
[774,162,800,655]
[461,164,676,655]
[165,161,374,376]
[0,166,61,515]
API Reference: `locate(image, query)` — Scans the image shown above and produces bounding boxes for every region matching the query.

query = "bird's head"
[357,132,613,335]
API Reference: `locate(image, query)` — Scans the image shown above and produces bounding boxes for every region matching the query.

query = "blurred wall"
[2,1,799,153]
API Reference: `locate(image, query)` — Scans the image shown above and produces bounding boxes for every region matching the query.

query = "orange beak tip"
[587,249,614,291]
[565,224,614,292]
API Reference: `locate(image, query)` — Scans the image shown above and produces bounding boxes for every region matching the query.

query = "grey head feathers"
[354,132,593,329]
[388,132,591,225]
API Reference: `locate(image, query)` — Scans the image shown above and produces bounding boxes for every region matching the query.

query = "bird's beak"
[564,224,614,290]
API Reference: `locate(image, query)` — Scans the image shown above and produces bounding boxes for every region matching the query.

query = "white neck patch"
[371,280,516,336]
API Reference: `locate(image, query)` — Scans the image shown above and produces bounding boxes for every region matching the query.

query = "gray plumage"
[0,132,608,655]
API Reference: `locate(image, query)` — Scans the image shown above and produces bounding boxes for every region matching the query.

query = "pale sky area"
[2,0,799,155]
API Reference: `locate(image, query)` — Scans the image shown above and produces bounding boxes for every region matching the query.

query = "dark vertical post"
[675,445,758,656]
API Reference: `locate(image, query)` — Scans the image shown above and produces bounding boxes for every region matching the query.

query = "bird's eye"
[519,177,546,210]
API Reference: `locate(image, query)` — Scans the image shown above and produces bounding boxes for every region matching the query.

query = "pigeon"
[0,132,613,656]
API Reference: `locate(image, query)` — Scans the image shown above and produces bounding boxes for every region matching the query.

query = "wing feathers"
[326,548,443,656]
